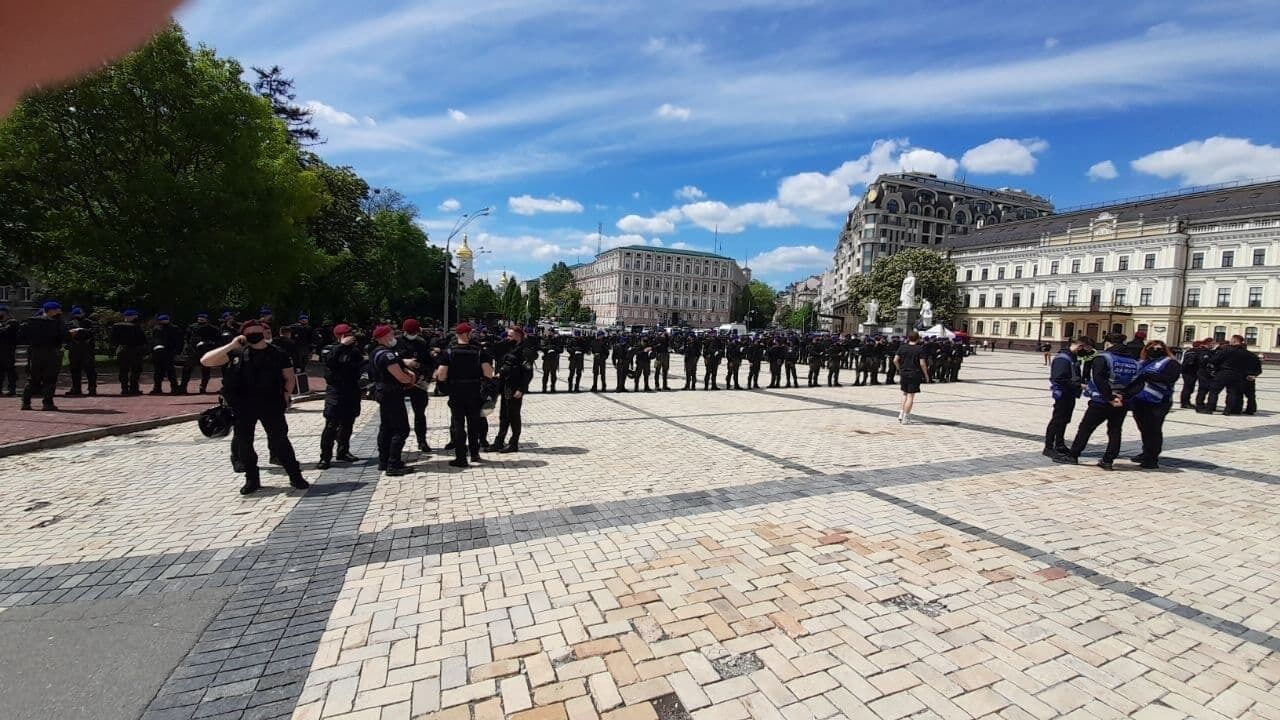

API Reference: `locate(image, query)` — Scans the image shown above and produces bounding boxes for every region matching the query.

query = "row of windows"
[621,276,727,294]
[1186,287,1265,308]
[965,319,1269,347]
[621,294,728,310]
[963,284,1270,309]
[621,253,729,277]
[962,247,1269,282]
[1183,326,1266,346]
[1190,248,1267,269]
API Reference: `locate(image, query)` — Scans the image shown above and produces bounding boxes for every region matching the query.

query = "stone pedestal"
[894,307,920,336]
[859,322,881,336]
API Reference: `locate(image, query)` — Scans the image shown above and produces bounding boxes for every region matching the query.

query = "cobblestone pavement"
[1,352,1278,720]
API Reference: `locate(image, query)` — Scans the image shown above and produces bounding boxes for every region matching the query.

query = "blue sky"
[178,0,1280,288]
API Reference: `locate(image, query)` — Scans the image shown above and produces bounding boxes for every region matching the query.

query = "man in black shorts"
[894,332,929,425]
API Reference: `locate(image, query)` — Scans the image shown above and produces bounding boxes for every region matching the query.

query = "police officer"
[633,335,653,392]
[589,330,610,392]
[493,327,531,453]
[541,332,562,393]
[725,335,744,390]
[826,338,844,387]
[0,304,18,396]
[652,332,671,391]
[111,309,147,395]
[613,334,632,392]
[1044,337,1089,457]
[218,311,239,343]
[1121,340,1180,469]
[565,330,586,392]
[149,314,184,394]
[369,324,416,475]
[1177,341,1204,409]
[201,319,309,494]
[180,312,221,394]
[745,337,764,390]
[783,339,799,388]
[19,300,65,411]
[766,338,785,388]
[398,318,435,453]
[702,333,723,390]
[292,314,316,368]
[682,332,700,390]
[65,305,99,396]
[434,323,495,468]
[1055,333,1139,470]
[317,323,364,469]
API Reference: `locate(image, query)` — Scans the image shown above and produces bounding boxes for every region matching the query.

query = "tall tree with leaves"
[459,279,500,321]
[733,280,777,328]
[540,261,575,297]
[847,248,959,324]
[251,65,320,145]
[362,187,418,218]
[499,276,523,322]
[526,282,542,324]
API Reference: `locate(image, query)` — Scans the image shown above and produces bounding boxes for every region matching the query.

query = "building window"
[1118,256,1129,271]
[1217,288,1231,307]
[1046,290,1057,305]
[1044,322,1053,337]
[1093,258,1104,273]
[1015,266,1023,279]
[1064,322,1075,338]
[997,267,1005,279]
[1113,289,1127,305]
[1144,253,1156,269]
[886,200,899,213]
[1139,288,1152,306]
[976,321,984,334]
[1067,290,1078,305]
[1071,260,1081,273]
[1012,293,1021,308]
[1183,326,1196,342]
[1222,250,1234,268]
[992,321,1001,335]
[956,211,968,224]
[963,294,971,307]
[995,293,1003,307]
[978,294,987,308]
[1214,326,1227,341]
[1248,287,1263,307]
[965,269,973,281]
[1245,327,1258,346]
[1050,261,1059,275]
[1186,288,1200,307]
[1253,248,1266,266]
[981,268,989,280]
[1191,252,1204,269]
[1009,322,1018,337]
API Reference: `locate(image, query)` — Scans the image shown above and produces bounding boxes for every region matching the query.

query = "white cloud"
[1131,136,1280,185]
[1086,160,1118,181]
[631,191,642,199]
[899,148,961,178]
[777,172,855,214]
[746,246,832,276]
[960,138,1049,175]
[656,103,692,121]
[675,185,706,200]
[679,200,797,233]
[447,108,469,122]
[643,36,705,60]
[507,194,585,215]
[304,100,360,127]
[774,138,958,214]
[438,198,462,212]
[617,211,678,234]
[1044,37,1059,49]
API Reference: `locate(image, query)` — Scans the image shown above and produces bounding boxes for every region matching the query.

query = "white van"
[718,323,748,335]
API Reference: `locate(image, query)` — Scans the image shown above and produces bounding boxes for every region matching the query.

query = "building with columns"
[570,245,749,327]
[949,179,1280,353]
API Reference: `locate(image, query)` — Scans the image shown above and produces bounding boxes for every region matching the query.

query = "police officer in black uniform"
[589,331,610,392]
[0,304,18,396]
[1045,337,1089,456]
[201,319,309,494]
[65,305,99,396]
[702,333,723,390]
[149,314,184,394]
[766,338,785,388]
[19,301,65,411]
[493,327,531,453]
[745,337,763,389]
[725,335,744,390]
[541,332,562,393]
[566,330,587,392]
[613,333,632,392]
[434,322,494,468]
[317,323,364,469]
[369,324,417,475]
[806,336,824,387]
[112,309,147,395]
[180,312,221,394]
[399,318,435,453]
[826,338,845,387]
[682,333,701,390]
[652,332,671,390]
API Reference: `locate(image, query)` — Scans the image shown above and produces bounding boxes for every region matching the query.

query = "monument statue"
[898,271,917,308]
[865,299,879,324]
[920,299,934,327]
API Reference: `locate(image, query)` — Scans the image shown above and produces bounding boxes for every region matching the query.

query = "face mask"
[388,338,398,347]
[244,332,265,344]
[405,333,419,340]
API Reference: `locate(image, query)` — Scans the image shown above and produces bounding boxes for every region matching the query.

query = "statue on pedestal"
[898,271,917,308]
[864,299,879,325]
[920,299,933,327]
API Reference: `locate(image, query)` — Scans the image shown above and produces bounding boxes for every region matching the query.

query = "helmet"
[198,404,235,438]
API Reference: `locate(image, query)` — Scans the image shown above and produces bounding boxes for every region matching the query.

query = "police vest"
[1086,351,1140,405]
[1049,350,1080,400]
[1131,357,1175,405]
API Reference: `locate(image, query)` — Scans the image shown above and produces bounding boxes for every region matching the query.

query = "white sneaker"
[901,416,911,425]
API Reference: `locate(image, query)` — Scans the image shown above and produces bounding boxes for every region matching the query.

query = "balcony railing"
[1041,302,1134,313]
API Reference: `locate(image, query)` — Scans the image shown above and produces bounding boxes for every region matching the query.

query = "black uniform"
[746,340,763,389]
[826,342,844,387]
[19,314,64,409]
[111,319,147,395]
[633,340,653,392]
[540,336,562,393]
[150,322,185,394]
[766,343,785,388]
[221,342,306,491]
[371,344,412,471]
[681,336,700,390]
[784,342,799,388]
[400,333,435,451]
[567,335,587,392]
[613,337,632,392]
[589,335,610,391]
[1178,346,1204,408]
[320,341,365,464]
[725,339,743,390]
[494,349,531,451]
[65,316,99,395]
[0,314,18,395]
[441,341,492,465]
[652,335,671,390]
[702,336,723,390]
[1045,349,1083,454]
[181,320,221,393]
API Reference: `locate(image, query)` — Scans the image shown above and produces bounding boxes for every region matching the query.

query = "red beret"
[455,322,472,334]
[372,325,393,339]
[240,319,265,333]
[402,318,420,334]
[333,323,351,337]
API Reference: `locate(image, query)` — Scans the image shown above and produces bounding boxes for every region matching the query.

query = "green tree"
[362,187,418,218]
[784,302,816,330]
[0,24,326,317]
[459,279,499,320]
[499,276,524,322]
[526,282,542,324]
[251,65,320,146]
[303,155,371,255]
[540,261,575,297]
[734,280,777,328]
[848,248,958,325]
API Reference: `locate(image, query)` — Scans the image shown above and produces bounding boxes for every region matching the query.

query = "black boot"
[317,459,332,470]
[499,443,519,453]
[240,475,261,495]
[289,473,311,489]
[337,451,359,462]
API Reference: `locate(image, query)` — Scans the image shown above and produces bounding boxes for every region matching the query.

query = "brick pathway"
[1,353,1278,720]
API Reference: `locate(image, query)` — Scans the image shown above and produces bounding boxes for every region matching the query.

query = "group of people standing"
[1045,331,1262,470]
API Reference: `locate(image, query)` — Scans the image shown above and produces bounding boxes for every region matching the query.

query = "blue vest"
[1131,356,1174,405]
[1049,350,1080,400]
[1086,351,1139,405]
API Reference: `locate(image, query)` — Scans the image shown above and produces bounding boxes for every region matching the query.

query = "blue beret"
[298,314,309,321]
[157,314,170,321]
[123,309,139,317]
[195,312,208,319]
[220,311,233,320]
[70,305,84,315]
[42,301,62,311]
[260,306,273,315]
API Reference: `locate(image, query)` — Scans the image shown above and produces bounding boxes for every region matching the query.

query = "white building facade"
[570,245,748,327]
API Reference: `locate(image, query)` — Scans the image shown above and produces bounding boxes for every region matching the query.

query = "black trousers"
[726,361,741,389]
[22,349,61,407]
[1130,402,1170,463]
[541,362,559,392]
[568,355,584,391]
[1044,394,1076,450]
[614,364,628,391]
[635,364,651,391]
[883,362,895,384]
[1177,373,1197,407]
[655,354,670,389]
[1243,379,1258,414]
[784,362,798,388]
[408,388,429,444]
[448,389,484,460]
[683,357,698,389]
[826,365,840,386]
[320,413,357,461]
[377,391,410,466]
[703,361,719,389]
[0,347,17,393]
[1205,371,1242,413]
[591,354,608,389]
[231,403,301,479]
[495,392,523,446]
[768,361,781,387]
[747,362,761,389]
[118,347,144,393]
[152,352,177,392]
[181,356,211,392]
[1194,372,1214,409]
[68,352,97,393]
[807,364,820,386]
[1068,403,1127,463]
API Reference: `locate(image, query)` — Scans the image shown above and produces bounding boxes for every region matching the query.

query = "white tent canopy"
[921,324,957,339]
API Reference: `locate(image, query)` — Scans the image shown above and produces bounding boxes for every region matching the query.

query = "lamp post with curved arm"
[441,207,491,328]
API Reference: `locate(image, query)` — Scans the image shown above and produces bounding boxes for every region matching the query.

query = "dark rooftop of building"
[950,178,1280,250]
[604,245,733,261]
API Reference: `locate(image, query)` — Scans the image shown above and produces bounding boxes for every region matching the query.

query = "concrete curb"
[0,394,325,459]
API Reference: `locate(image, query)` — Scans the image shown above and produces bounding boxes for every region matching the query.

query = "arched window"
[908,203,920,215]
[955,210,968,225]
[986,215,997,226]
[922,206,933,217]
[936,208,949,220]
[886,200,900,213]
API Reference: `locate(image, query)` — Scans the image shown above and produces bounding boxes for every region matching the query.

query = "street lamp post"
[441,207,491,328]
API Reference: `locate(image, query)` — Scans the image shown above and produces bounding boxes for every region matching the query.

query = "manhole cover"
[709,651,764,679]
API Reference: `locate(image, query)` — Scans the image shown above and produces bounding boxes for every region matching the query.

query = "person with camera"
[434,322,495,468]
[493,327,531,453]
[201,319,308,494]
[317,323,365,470]
[370,324,418,476]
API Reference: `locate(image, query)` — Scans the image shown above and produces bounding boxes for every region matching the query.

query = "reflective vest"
[1086,351,1139,405]
[1131,356,1174,405]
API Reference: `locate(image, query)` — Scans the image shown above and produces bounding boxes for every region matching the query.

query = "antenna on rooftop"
[597,222,602,255]
[714,224,719,254]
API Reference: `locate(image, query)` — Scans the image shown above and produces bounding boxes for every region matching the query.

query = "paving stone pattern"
[1,353,1278,719]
